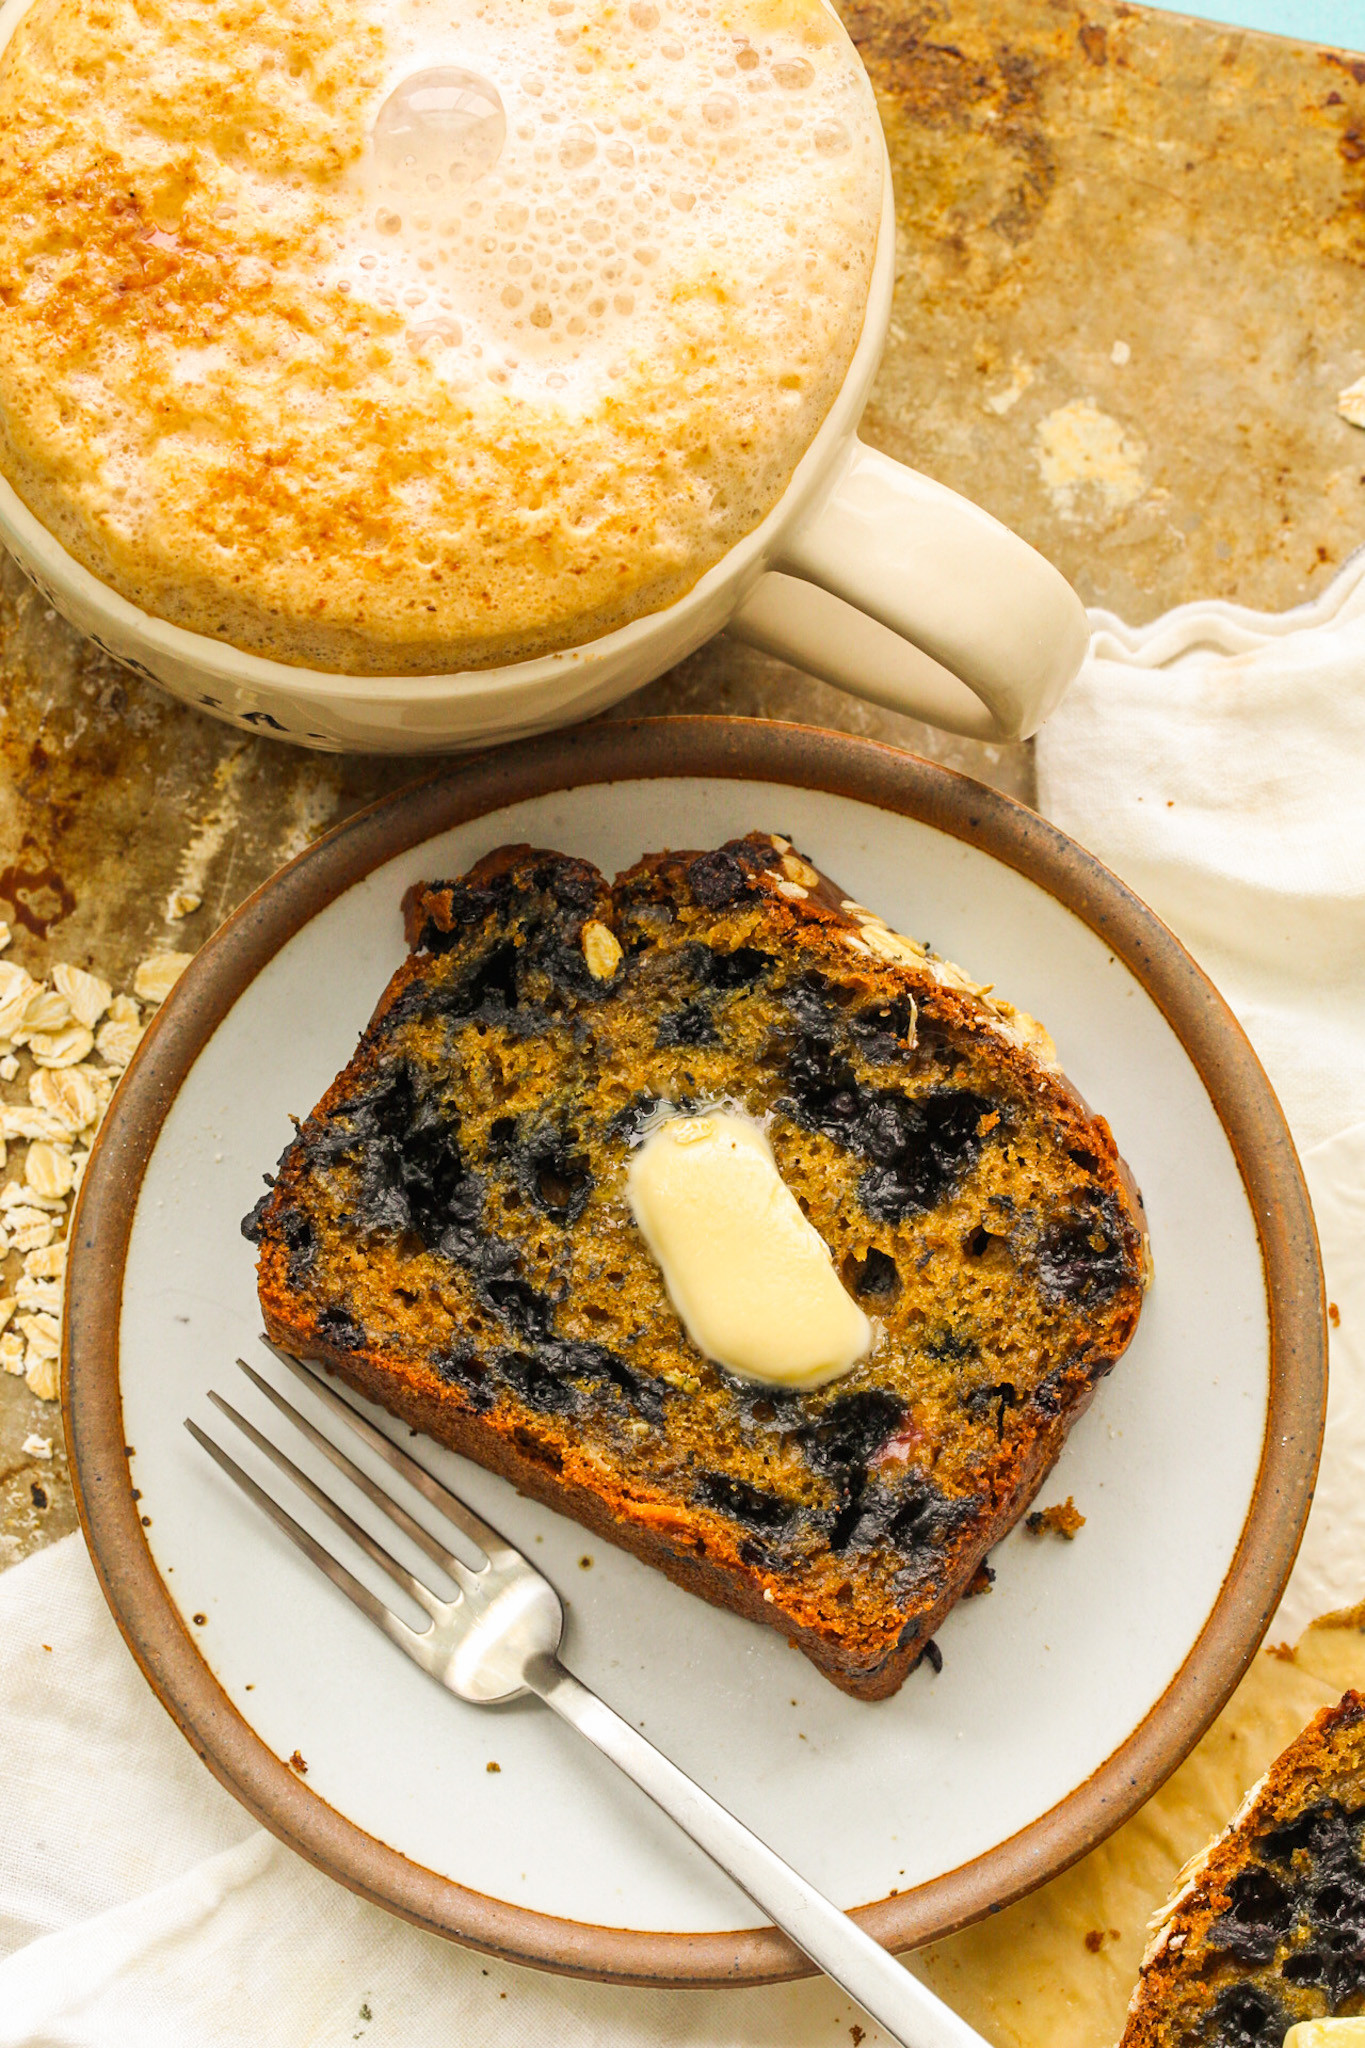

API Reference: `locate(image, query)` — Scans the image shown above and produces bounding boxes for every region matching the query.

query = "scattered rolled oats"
[780,853,820,889]
[1,1180,64,1211]
[53,962,112,1030]
[166,889,203,921]
[776,879,808,900]
[1338,374,1365,430]
[11,1220,54,1253]
[0,962,36,1039]
[0,1105,69,1144]
[581,921,622,981]
[134,952,193,1005]
[25,1143,75,1201]
[21,1432,52,1460]
[16,1275,62,1312]
[25,1348,59,1401]
[0,944,197,1405]
[16,986,72,1037]
[96,996,144,1070]
[28,1023,95,1069]
[17,1310,60,1358]
[30,1064,105,1135]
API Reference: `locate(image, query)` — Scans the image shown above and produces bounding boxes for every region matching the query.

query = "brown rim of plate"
[62,715,1326,1988]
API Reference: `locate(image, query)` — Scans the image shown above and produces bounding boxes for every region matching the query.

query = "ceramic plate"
[64,718,1325,1985]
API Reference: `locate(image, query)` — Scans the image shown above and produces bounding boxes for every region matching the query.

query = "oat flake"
[30,1064,105,1135]
[0,1106,69,1145]
[0,963,36,1039]
[11,1222,54,1253]
[25,1144,75,1201]
[28,1024,95,1069]
[16,1274,62,1312]
[53,962,112,1030]
[17,1311,60,1358]
[96,998,144,1070]
[1,1180,65,1211]
[581,921,622,981]
[134,952,193,1005]
[25,1348,59,1401]
[15,987,72,1039]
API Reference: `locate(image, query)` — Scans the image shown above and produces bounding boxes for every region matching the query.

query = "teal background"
[1136,1,1364,50]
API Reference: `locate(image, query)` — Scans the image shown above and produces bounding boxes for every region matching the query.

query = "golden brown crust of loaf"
[254,1314,1088,1699]
[252,832,1150,1697]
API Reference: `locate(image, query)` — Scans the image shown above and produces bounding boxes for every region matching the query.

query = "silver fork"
[187,1344,986,2048]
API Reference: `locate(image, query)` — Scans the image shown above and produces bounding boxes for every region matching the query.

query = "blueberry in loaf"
[245,832,1149,1700]
[1123,1693,1365,2046]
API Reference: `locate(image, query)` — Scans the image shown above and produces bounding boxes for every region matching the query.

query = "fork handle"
[525,1656,985,2048]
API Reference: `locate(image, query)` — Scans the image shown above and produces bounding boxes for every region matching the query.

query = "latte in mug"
[0,0,883,674]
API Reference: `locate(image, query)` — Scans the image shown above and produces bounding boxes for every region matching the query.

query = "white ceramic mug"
[0,41,1086,757]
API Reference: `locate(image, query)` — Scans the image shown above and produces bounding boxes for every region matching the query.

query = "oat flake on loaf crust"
[246,832,1150,1698]
[0,0,883,673]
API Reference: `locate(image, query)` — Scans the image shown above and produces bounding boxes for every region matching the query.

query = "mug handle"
[727,436,1089,742]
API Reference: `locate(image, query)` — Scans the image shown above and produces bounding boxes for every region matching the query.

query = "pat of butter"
[1285,2026,1365,2048]
[626,1110,872,1390]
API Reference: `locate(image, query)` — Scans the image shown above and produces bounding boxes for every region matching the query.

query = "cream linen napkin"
[1037,548,1365,1642]
[1037,552,1365,1154]
[0,1539,875,2047]
[3,560,1365,2046]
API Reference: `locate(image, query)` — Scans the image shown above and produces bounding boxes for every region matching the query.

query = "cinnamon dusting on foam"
[0,0,882,673]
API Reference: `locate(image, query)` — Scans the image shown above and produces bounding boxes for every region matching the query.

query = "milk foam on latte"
[0,0,882,673]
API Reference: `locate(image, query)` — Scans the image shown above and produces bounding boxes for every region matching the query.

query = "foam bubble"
[407,315,463,353]
[373,65,506,194]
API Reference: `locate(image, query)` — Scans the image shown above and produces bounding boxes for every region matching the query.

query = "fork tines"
[184,1346,505,1651]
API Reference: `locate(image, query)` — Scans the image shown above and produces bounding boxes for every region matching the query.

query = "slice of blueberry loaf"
[245,832,1149,1699]
[1123,1693,1365,2047]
